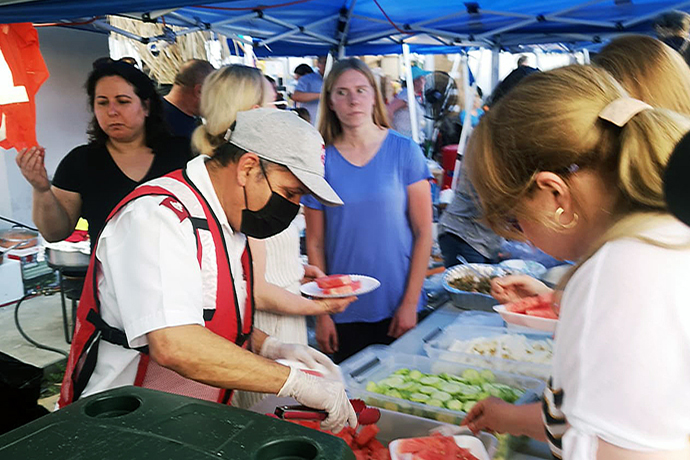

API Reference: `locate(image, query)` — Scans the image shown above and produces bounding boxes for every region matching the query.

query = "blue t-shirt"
[294,72,323,125]
[302,130,432,323]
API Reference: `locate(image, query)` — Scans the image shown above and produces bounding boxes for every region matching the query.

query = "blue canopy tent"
[1,0,690,56]
[2,0,688,165]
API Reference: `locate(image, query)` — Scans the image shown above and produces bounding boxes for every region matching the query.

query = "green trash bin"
[0,386,355,460]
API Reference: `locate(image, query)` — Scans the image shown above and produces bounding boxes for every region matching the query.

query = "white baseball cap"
[225,108,342,206]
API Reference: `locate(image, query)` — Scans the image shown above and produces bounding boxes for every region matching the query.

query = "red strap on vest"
[59,169,255,407]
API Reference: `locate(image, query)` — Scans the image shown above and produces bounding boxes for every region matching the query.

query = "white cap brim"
[288,167,343,206]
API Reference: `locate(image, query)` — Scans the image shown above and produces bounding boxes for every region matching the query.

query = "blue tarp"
[1,0,688,55]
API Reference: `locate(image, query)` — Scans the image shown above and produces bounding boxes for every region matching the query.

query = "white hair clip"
[598,97,652,127]
[223,127,233,142]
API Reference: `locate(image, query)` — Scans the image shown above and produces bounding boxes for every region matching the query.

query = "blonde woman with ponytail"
[462,65,690,460]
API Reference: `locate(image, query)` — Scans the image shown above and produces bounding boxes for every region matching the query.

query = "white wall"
[1,27,108,227]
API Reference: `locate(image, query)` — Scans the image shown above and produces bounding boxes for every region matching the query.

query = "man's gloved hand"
[260,336,339,376]
[278,367,357,432]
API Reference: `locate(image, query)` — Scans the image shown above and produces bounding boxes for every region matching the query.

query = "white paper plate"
[389,435,490,460]
[493,305,558,333]
[300,275,380,298]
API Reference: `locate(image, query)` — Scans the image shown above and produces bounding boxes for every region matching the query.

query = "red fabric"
[0,23,49,150]
[59,173,255,408]
[64,230,89,243]
[440,144,459,190]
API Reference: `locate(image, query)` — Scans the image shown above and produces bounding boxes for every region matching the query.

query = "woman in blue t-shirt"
[303,58,433,363]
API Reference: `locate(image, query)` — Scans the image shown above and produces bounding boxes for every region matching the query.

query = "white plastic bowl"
[493,305,558,333]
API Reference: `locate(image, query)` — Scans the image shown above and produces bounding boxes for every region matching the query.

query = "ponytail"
[191,64,266,158]
[616,109,690,211]
[557,108,690,290]
[191,124,223,157]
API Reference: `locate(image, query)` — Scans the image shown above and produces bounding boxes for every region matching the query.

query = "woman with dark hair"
[16,60,191,243]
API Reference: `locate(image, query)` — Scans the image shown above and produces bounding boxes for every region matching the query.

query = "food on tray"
[365,368,525,417]
[447,334,553,366]
[448,274,493,295]
[286,420,390,460]
[394,434,480,460]
[322,280,362,295]
[316,274,354,289]
[504,293,558,319]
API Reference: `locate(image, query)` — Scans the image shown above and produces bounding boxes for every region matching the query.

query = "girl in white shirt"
[463,64,690,460]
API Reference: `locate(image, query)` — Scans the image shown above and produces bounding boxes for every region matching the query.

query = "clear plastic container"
[248,395,498,457]
[340,345,545,425]
[423,325,553,381]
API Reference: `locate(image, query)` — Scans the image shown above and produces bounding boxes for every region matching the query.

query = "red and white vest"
[58,169,254,408]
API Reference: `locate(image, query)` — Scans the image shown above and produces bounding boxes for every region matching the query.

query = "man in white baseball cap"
[59,108,357,433]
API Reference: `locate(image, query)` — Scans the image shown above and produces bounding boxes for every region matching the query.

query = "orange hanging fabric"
[0,23,49,150]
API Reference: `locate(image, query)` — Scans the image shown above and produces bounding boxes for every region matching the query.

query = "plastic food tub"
[249,395,498,458]
[442,264,505,312]
[340,345,545,426]
[423,325,553,381]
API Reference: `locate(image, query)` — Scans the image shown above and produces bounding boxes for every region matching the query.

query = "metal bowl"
[442,264,504,311]
[498,259,547,279]
[46,246,91,269]
[0,228,38,250]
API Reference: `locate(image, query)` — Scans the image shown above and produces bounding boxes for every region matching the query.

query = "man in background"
[292,56,326,124]
[163,59,215,140]
[387,65,429,142]
[654,10,690,65]
[487,54,539,107]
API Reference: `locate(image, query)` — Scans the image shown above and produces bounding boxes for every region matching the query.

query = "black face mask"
[240,164,300,239]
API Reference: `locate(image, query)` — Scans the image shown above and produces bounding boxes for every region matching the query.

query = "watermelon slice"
[316,274,353,289]
[505,293,557,318]
[526,306,558,319]
[322,281,361,295]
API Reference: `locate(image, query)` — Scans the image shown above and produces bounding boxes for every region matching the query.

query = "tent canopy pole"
[402,43,420,144]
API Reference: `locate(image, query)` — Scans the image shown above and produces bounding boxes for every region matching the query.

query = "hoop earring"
[555,207,578,229]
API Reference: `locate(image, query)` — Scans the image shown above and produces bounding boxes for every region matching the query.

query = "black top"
[488,65,540,107]
[665,131,690,227]
[163,98,198,140]
[52,138,191,242]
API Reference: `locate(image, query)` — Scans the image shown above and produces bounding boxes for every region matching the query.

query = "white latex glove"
[260,336,339,376]
[278,367,357,432]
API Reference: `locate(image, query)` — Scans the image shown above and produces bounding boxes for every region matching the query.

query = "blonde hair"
[466,65,690,265]
[594,35,690,116]
[318,58,390,145]
[191,64,266,156]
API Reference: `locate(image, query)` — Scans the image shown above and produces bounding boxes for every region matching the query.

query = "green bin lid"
[0,386,354,460]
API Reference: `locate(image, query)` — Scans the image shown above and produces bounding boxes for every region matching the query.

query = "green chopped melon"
[419,385,437,395]
[409,392,431,403]
[445,399,464,412]
[384,389,402,399]
[461,369,483,385]
[480,369,496,383]
[429,391,452,402]
[420,376,442,387]
[426,398,444,407]
[438,382,463,395]
[407,370,423,381]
